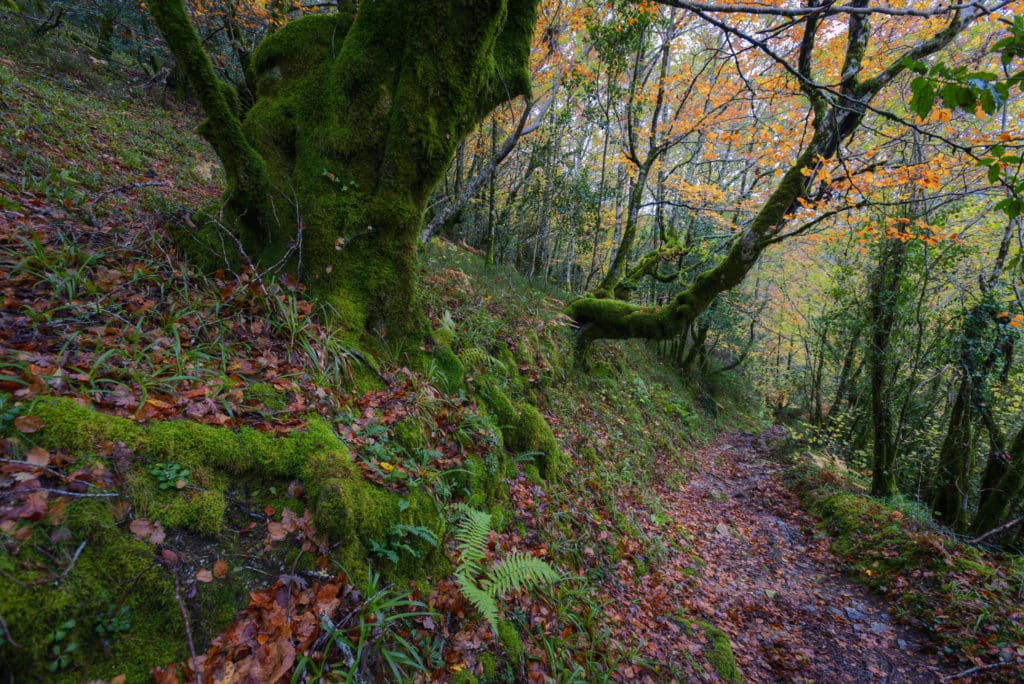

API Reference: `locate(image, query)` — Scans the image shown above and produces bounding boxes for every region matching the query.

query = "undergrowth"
[786,457,1024,670]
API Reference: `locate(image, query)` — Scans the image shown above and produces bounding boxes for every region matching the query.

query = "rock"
[844,606,868,621]
[869,622,888,634]
[715,522,731,537]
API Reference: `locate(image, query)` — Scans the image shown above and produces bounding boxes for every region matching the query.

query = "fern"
[451,506,559,634]
[452,504,490,579]
[454,574,499,631]
[482,552,560,597]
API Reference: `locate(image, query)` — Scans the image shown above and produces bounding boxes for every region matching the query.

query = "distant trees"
[566,1,1013,355]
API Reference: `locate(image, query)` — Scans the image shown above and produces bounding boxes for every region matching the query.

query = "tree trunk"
[149,0,538,342]
[868,234,906,498]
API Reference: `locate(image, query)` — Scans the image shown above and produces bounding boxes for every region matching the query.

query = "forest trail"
[600,430,959,683]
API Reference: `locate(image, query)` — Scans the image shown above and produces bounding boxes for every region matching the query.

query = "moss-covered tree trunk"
[867,233,906,498]
[931,376,974,529]
[149,0,538,341]
[971,427,1024,535]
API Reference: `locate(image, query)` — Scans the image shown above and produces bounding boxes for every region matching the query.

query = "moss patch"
[699,621,743,683]
[0,502,185,682]
[2,397,450,679]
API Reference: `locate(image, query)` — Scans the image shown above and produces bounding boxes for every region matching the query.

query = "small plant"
[291,570,432,683]
[0,395,23,432]
[94,603,131,640]
[148,462,190,490]
[452,505,560,633]
[45,619,77,673]
[369,523,438,566]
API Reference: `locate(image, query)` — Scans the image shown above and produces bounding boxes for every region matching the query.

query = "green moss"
[242,382,288,411]
[473,378,562,478]
[699,621,743,684]
[24,400,445,578]
[433,326,456,347]
[496,619,524,666]
[509,403,563,479]
[433,345,465,394]
[393,418,426,452]
[478,651,497,681]
[29,398,144,454]
[788,457,1024,659]
[0,502,185,682]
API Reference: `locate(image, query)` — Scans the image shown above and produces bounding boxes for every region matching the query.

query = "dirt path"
[597,430,958,683]
[671,431,957,682]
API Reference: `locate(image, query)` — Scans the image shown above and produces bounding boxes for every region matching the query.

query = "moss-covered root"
[475,378,564,478]
[700,621,743,684]
[26,397,448,579]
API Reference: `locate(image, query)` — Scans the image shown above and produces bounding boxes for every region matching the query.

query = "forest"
[0,0,1023,681]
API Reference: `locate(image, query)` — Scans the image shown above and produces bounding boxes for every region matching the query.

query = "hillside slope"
[3,28,1021,684]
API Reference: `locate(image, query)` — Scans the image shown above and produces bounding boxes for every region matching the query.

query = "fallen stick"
[940,659,1024,682]
[970,517,1022,546]
[86,181,169,226]
[174,573,202,684]
[53,540,86,587]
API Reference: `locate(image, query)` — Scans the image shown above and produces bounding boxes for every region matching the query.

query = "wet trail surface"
[595,430,958,683]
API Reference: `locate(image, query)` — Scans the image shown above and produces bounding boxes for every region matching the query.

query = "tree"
[566,0,1010,359]
[148,0,538,342]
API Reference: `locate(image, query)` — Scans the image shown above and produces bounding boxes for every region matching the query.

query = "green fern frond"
[481,552,559,598]
[455,570,500,633]
[452,505,491,575]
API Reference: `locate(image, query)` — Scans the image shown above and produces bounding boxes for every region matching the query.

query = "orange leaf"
[213,558,229,579]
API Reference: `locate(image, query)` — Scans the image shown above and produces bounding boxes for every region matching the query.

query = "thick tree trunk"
[149,0,538,342]
[931,376,974,530]
[971,428,1024,535]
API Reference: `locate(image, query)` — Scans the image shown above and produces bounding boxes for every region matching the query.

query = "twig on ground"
[86,181,169,226]
[174,572,202,684]
[53,540,86,587]
[940,659,1024,682]
[42,488,120,498]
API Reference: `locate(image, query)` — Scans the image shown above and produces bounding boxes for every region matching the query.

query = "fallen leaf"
[213,558,229,579]
[14,415,44,433]
[26,446,50,466]
[196,569,213,583]
[129,518,166,545]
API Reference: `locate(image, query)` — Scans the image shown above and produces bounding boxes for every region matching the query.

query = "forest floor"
[3,31,1022,684]
[589,428,960,683]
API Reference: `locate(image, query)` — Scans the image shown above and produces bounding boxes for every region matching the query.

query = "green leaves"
[908,77,935,120]
[905,20,1024,220]
[907,66,1007,119]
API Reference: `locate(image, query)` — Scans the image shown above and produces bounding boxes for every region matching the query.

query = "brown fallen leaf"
[129,518,166,545]
[196,569,214,583]
[213,558,229,579]
[14,415,44,433]
[26,446,50,466]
